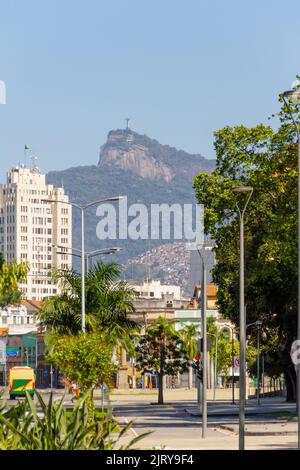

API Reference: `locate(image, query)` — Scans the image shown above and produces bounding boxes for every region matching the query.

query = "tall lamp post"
[231,186,253,451]
[42,197,123,332]
[197,245,214,439]
[281,84,300,449]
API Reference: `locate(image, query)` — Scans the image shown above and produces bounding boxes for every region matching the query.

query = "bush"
[0,391,148,450]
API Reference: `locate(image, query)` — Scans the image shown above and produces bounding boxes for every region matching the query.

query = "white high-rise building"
[0,164,72,300]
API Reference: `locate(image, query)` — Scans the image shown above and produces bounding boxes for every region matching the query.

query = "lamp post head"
[231,186,253,193]
[282,89,300,103]
[282,80,300,103]
[100,247,123,255]
[105,196,125,202]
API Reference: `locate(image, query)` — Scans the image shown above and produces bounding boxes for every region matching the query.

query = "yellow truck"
[9,366,35,399]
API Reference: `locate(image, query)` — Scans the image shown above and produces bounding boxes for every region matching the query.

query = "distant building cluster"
[126,242,191,294]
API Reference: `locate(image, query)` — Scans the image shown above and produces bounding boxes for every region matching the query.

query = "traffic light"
[191,355,203,382]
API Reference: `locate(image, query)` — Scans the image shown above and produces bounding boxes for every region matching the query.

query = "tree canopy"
[38,261,140,351]
[47,332,117,392]
[0,259,28,308]
[193,86,300,400]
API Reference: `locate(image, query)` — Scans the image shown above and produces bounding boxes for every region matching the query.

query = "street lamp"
[42,196,124,332]
[231,185,253,451]
[197,244,214,439]
[54,245,122,272]
[281,84,300,449]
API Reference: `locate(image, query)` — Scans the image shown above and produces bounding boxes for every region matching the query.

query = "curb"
[185,409,296,418]
[218,424,297,436]
[186,409,259,417]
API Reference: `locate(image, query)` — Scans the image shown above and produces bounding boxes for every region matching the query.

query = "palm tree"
[38,261,140,350]
[180,324,200,389]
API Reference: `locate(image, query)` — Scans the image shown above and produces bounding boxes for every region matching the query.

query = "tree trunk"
[158,370,164,404]
[284,366,296,402]
[158,345,164,404]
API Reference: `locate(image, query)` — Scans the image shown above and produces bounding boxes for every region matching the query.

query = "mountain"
[98,129,215,182]
[46,128,215,275]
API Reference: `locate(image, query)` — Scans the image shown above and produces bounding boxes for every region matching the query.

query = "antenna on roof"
[24,144,30,168]
[31,155,39,173]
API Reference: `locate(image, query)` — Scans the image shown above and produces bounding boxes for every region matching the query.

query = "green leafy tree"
[47,332,117,393]
[135,317,189,404]
[207,319,256,384]
[193,82,300,400]
[47,332,118,417]
[39,261,139,351]
[0,260,28,308]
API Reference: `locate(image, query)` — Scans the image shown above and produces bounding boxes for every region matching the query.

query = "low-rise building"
[0,300,41,334]
[130,279,182,300]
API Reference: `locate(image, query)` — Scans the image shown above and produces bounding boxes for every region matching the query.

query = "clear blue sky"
[0,0,299,180]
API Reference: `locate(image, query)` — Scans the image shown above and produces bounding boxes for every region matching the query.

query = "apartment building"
[0,164,72,300]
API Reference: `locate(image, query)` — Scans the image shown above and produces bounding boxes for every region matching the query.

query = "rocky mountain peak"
[98,129,215,183]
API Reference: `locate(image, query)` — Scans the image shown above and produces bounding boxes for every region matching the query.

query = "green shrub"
[0,391,148,450]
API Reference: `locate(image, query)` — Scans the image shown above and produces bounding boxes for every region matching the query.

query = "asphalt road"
[1,388,298,450]
[112,400,299,450]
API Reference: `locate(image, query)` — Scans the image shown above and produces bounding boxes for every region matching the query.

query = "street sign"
[233,356,240,373]
[6,347,20,357]
[290,340,300,372]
